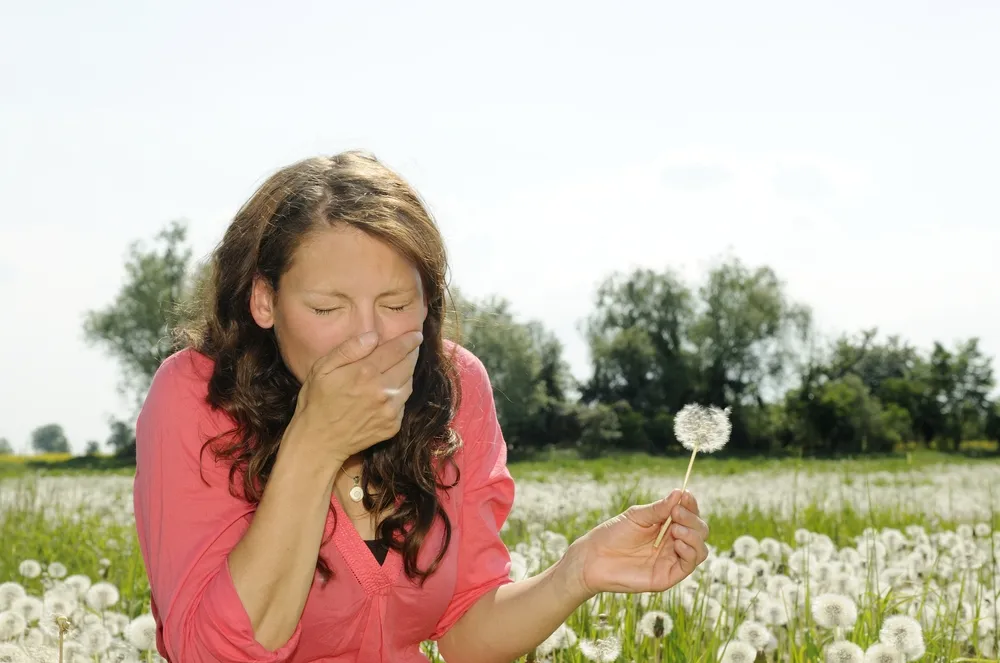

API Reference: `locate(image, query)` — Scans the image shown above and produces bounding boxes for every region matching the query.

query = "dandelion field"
[1,453,999,662]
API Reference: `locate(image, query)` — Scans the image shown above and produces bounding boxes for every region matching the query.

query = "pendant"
[349,477,364,502]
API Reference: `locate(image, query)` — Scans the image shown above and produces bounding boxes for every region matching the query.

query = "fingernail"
[674,525,690,536]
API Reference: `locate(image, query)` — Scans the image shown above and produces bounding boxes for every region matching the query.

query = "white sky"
[1,1,998,454]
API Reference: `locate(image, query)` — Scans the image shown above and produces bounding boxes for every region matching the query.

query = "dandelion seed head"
[825,640,864,663]
[718,640,757,663]
[45,562,67,580]
[85,582,120,611]
[0,584,26,612]
[812,593,859,629]
[863,643,900,663]
[0,610,27,640]
[124,614,157,651]
[879,614,923,656]
[16,562,40,580]
[0,642,29,663]
[732,535,761,560]
[637,610,673,638]
[673,403,731,453]
[578,634,621,663]
[735,619,772,651]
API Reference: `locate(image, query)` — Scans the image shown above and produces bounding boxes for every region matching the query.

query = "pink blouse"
[133,342,515,662]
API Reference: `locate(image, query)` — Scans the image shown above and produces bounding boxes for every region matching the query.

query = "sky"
[1,1,998,454]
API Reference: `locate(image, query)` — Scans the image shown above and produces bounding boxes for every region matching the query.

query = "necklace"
[341,466,364,503]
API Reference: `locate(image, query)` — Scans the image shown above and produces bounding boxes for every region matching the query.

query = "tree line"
[11,220,997,459]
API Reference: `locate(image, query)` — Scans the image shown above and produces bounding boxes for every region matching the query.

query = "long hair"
[173,151,462,585]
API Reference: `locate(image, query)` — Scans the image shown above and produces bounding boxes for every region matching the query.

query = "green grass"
[507,446,995,482]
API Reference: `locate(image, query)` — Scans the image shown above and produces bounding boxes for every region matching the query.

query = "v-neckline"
[329,496,403,595]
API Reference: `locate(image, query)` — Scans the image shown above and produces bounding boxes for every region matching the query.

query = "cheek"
[276,310,354,379]
[382,306,428,337]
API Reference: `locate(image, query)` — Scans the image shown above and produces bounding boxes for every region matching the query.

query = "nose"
[351,303,386,343]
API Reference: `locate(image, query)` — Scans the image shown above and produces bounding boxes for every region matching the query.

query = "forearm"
[438,544,593,663]
[227,427,339,651]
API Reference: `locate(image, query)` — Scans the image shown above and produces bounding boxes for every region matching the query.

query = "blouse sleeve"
[430,347,516,640]
[132,351,303,663]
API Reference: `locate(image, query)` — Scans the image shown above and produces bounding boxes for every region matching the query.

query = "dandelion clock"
[654,403,731,547]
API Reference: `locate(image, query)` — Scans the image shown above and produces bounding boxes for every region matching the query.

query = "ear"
[250,275,277,329]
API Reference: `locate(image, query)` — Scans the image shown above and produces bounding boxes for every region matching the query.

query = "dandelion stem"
[653,447,699,547]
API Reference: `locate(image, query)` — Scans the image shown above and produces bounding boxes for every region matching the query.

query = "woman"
[133,150,710,663]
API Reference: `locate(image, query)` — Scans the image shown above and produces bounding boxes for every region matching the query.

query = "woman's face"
[250,224,428,382]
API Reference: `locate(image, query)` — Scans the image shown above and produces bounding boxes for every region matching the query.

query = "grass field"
[1,451,998,662]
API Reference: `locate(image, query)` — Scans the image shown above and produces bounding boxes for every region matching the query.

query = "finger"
[316,331,380,375]
[674,539,699,573]
[671,505,705,531]
[627,489,683,528]
[382,344,420,390]
[680,491,700,516]
[368,330,424,374]
[671,522,709,564]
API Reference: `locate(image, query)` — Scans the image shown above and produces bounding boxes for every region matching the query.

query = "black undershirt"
[364,539,388,565]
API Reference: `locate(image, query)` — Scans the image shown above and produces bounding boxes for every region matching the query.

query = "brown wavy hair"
[173,151,463,586]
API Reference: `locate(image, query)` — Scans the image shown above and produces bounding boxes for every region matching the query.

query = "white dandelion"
[654,403,731,547]
[84,582,120,611]
[578,634,621,663]
[508,552,529,582]
[732,536,761,561]
[16,562,41,581]
[813,594,859,630]
[864,642,903,663]
[637,611,673,638]
[879,615,923,660]
[0,585,25,613]
[9,596,42,624]
[45,563,67,580]
[826,640,864,663]
[535,623,577,657]
[62,575,92,597]
[735,620,772,651]
[78,622,113,654]
[124,614,158,651]
[0,642,29,663]
[0,609,26,641]
[104,640,142,663]
[718,640,757,663]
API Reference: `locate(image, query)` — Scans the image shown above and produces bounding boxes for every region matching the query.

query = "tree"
[985,401,1000,450]
[447,288,573,452]
[0,437,13,455]
[85,440,101,456]
[105,417,137,458]
[688,258,812,406]
[82,220,195,411]
[581,267,695,451]
[784,374,909,455]
[927,339,995,449]
[30,424,70,454]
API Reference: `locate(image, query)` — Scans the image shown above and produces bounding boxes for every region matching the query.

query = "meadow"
[0,451,998,663]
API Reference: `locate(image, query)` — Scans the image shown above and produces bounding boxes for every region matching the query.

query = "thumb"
[628,489,683,528]
[319,331,380,374]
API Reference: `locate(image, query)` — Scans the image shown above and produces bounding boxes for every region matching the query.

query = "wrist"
[556,539,598,605]
[279,417,347,479]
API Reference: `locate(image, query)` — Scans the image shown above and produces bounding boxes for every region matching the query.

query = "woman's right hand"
[288,329,424,465]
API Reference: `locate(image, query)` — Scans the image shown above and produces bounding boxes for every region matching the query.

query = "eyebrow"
[307,287,416,298]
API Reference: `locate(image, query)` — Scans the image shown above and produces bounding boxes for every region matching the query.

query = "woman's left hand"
[565,489,710,598]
